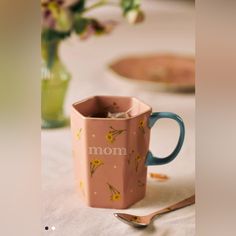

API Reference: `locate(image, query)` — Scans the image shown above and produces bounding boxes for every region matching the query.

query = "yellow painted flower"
[91,159,103,167]
[76,128,82,140]
[138,120,145,134]
[139,120,144,126]
[90,159,104,177]
[135,155,142,172]
[79,180,85,196]
[106,126,126,144]
[107,183,121,201]
[79,181,83,189]
[111,193,121,201]
[135,155,142,161]
[106,133,114,143]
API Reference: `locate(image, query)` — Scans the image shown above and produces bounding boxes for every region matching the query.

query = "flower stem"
[84,0,118,13]
[42,41,60,69]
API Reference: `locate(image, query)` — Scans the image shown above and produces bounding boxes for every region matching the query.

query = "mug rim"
[71,95,152,121]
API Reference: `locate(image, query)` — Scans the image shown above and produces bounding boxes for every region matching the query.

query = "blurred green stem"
[84,0,118,12]
[41,40,60,69]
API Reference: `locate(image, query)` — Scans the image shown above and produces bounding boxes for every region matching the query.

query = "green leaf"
[69,0,86,13]
[74,16,90,34]
[41,29,71,43]
[120,0,141,15]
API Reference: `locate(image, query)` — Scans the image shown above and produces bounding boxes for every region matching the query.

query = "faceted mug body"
[71,96,152,209]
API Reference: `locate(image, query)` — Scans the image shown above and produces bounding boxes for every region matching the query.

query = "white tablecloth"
[42,1,195,235]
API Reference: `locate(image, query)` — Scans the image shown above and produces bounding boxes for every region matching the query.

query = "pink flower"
[41,0,72,32]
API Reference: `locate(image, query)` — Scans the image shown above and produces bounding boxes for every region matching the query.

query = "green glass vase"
[41,41,70,129]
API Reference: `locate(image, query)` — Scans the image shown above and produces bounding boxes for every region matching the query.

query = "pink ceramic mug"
[71,96,185,209]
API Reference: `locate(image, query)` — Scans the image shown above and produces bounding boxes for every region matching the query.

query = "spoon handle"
[149,195,195,219]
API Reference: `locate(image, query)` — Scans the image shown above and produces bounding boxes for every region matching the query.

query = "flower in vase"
[42,0,73,32]
[126,9,145,24]
[41,0,145,44]
[121,0,144,24]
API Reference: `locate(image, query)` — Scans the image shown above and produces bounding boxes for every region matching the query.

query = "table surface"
[42,1,195,235]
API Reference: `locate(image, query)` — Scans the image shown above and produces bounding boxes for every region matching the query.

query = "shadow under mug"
[71,96,185,209]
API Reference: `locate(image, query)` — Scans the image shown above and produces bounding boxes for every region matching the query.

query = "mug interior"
[73,96,151,119]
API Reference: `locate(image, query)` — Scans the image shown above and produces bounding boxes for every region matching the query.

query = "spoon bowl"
[114,195,195,228]
[113,213,150,228]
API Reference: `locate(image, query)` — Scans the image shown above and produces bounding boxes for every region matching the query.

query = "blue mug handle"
[145,112,185,166]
